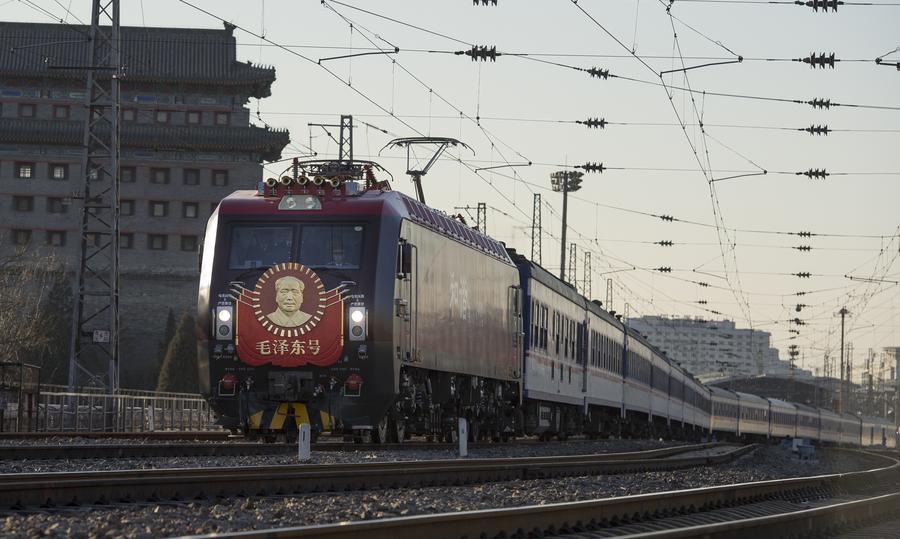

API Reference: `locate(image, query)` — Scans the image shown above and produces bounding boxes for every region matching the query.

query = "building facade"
[626,315,802,382]
[0,21,289,388]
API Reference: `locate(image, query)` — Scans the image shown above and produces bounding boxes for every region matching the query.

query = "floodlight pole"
[838,306,849,414]
[559,174,569,281]
[551,170,582,282]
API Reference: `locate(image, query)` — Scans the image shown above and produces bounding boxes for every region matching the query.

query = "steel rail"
[605,492,900,538]
[0,440,707,460]
[0,442,745,509]
[0,431,229,441]
[174,449,898,539]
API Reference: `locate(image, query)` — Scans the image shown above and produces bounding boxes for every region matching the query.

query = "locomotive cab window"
[299,225,363,269]
[229,226,294,269]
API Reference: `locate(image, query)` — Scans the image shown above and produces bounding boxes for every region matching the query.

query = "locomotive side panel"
[397,219,520,382]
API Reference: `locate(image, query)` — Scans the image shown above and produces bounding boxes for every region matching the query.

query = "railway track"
[0,442,748,510]
[0,431,229,441]
[1,439,692,460]
[173,448,897,539]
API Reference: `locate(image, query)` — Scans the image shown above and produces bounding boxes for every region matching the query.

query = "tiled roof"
[1,118,290,162]
[0,22,276,97]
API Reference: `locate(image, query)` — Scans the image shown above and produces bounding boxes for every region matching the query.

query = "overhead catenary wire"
[18,0,893,367]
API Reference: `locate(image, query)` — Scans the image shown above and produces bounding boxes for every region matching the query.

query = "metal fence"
[0,362,41,433]
[1,383,218,433]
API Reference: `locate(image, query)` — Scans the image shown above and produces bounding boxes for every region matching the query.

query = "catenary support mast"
[68,0,122,397]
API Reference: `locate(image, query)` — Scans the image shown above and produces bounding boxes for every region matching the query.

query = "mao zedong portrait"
[266,276,312,327]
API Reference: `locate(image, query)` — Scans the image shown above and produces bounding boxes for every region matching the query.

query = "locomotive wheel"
[444,425,459,444]
[468,420,480,443]
[375,415,391,444]
[394,417,407,444]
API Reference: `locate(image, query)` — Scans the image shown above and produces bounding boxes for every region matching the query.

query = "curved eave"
[0,119,290,161]
[0,70,276,99]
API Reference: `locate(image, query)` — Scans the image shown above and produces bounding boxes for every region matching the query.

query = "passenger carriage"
[795,403,819,441]
[840,413,862,446]
[819,409,842,444]
[735,392,769,438]
[709,386,740,437]
[766,398,797,439]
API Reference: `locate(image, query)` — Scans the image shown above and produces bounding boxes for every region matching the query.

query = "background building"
[626,315,805,382]
[0,21,289,388]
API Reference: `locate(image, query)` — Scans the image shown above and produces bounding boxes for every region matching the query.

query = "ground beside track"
[0,445,881,539]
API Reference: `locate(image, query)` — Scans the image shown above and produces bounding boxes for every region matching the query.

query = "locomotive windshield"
[227,224,363,270]
[299,225,363,269]
[229,226,293,269]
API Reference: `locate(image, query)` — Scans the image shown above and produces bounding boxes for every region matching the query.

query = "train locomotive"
[198,155,523,442]
[198,132,898,447]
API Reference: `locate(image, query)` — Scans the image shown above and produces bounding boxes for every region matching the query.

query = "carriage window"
[229,226,293,269]
[299,225,363,269]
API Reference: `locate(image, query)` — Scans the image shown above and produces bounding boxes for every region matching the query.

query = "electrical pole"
[476,202,487,235]
[568,243,577,289]
[68,0,122,399]
[531,193,542,265]
[584,251,591,299]
[550,170,583,281]
[606,278,613,312]
[838,307,849,414]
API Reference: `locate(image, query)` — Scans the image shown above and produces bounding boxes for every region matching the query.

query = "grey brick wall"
[0,78,284,389]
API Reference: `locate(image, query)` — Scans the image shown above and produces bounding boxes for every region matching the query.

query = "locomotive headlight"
[215,305,234,341]
[348,306,366,342]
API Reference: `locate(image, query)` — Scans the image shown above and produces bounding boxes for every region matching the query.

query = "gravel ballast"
[0,444,884,538]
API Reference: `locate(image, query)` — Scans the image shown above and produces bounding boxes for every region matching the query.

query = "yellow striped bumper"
[247,402,336,432]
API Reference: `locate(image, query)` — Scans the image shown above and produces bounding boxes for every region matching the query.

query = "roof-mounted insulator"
[457,45,499,62]
[808,98,833,109]
[799,168,829,179]
[874,58,900,70]
[587,67,610,79]
[799,52,836,68]
[577,117,608,129]
[580,162,606,173]
[801,125,830,136]
[795,0,842,11]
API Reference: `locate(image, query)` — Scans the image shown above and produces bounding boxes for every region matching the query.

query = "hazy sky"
[6,0,899,379]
